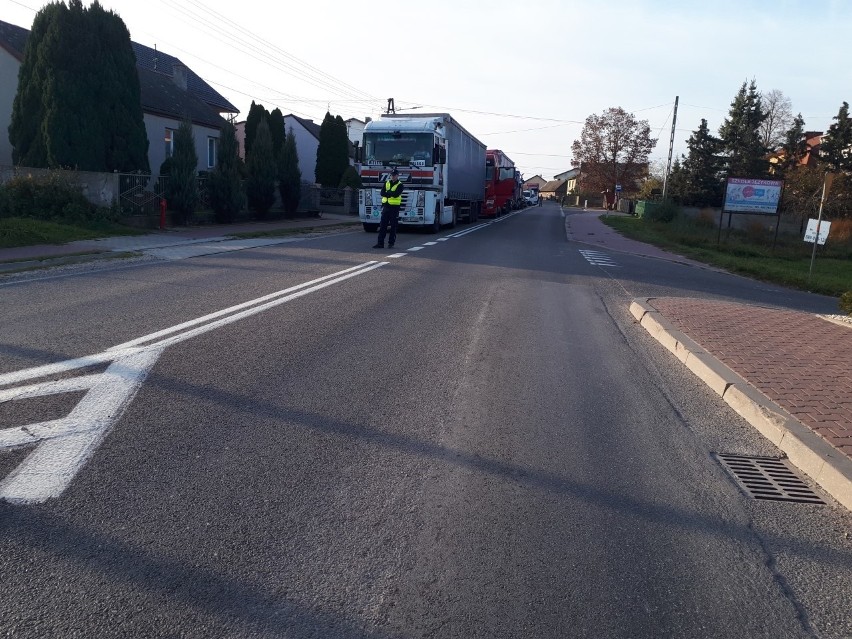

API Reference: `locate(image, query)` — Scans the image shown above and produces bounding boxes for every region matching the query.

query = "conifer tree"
[246,117,276,217]
[681,119,723,206]
[665,157,689,204]
[314,112,350,187]
[8,2,62,167]
[209,121,245,223]
[278,126,302,215]
[718,80,768,178]
[168,118,199,225]
[244,101,267,159]
[9,0,148,171]
[819,102,852,172]
[314,112,337,186]
[268,108,285,160]
[776,113,806,175]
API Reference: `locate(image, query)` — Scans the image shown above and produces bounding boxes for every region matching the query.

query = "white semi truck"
[357,113,486,232]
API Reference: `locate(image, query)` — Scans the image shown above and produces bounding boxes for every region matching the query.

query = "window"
[164,128,175,158]
[207,137,218,168]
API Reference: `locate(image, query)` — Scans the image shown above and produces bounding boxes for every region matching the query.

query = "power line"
[177,0,379,104]
[154,0,380,105]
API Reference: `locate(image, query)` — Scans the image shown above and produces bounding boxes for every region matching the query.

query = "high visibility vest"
[382,180,403,206]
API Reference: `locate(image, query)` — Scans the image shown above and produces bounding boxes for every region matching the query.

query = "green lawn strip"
[0,251,142,275]
[602,215,852,298]
[231,222,361,239]
[0,217,144,248]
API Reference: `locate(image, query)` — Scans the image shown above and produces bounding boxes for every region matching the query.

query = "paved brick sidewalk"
[651,297,852,462]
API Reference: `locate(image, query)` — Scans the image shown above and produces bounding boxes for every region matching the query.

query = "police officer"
[373,168,404,249]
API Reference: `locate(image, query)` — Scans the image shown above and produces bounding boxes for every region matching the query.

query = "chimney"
[365,116,372,123]
[172,63,188,91]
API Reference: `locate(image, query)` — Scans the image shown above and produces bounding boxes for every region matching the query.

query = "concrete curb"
[630,297,852,511]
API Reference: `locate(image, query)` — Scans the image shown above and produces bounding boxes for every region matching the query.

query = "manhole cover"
[715,454,824,504]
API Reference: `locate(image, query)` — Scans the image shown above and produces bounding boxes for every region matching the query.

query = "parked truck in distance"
[357,113,486,232]
[483,149,518,218]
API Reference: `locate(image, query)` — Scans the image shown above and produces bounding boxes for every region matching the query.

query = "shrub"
[830,218,852,246]
[695,208,717,229]
[0,173,95,222]
[745,220,770,243]
[339,165,361,189]
[840,291,852,316]
[645,200,679,223]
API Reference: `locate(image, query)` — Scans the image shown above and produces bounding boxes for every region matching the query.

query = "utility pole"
[662,96,679,200]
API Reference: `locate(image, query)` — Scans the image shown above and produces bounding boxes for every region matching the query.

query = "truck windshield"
[364,132,433,167]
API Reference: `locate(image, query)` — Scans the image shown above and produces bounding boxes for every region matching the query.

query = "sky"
[3,0,852,181]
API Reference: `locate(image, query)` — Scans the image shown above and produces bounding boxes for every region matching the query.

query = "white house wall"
[284,115,319,185]
[0,50,20,166]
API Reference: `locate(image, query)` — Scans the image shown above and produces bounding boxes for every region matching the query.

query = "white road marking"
[0,348,162,504]
[423,242,438,246]
[448,222,491,238]
[388,253,407,258]
[0,261,386,504]
[579,250,620,267]
[407,247,425,252]
[437,238,450,242]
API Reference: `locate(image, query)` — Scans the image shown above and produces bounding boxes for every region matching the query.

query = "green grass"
[601,214,852,298]
[0,217,143,249]
[231,221,361,239]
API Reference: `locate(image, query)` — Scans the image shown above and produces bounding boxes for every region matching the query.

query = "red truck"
[483,149,518,218]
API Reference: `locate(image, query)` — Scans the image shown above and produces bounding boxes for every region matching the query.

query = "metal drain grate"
[715,454,825,504]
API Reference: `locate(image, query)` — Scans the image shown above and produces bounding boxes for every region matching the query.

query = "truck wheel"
[363,223,378,232]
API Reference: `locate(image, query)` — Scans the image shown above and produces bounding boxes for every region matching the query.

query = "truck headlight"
[364,190,373,206]
[416,191,425,207]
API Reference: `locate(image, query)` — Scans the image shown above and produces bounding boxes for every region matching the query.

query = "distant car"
[522,189,538,206]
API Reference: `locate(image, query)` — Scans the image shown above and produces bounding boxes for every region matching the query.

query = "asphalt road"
[0,203,850,638]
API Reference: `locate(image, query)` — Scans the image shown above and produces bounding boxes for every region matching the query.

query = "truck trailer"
[358,113,486,232]
[483,149,518,218]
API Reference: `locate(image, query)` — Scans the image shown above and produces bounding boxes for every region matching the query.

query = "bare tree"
[759,89,794,150]
[571,107,656,194]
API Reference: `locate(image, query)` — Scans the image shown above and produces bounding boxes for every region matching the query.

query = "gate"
[118,174,167,216]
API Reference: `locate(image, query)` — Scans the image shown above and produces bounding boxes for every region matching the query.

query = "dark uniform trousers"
[377,204,401,247]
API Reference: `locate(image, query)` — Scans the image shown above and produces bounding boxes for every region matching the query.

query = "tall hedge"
[9,0,149,172]
[278,126,302,215]
[246,117,276,217]
[209,121,245,223]
[168,118,199,225]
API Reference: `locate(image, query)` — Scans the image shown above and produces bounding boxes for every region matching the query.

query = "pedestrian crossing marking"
[579,249,620,267]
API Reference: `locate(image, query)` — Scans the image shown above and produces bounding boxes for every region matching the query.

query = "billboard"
[724,178,783,214]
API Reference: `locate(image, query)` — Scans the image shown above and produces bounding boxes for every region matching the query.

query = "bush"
[339,165,361,189]
[831,218,852,246]
[0,173,95,223]
[695,208,717,229]
[840,291,852,316]
[645,200,679,223]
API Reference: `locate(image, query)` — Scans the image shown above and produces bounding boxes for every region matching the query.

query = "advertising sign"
[804,219,831,245]
[724,178,783,214]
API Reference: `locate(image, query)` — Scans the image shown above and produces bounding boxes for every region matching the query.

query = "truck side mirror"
[440,148,447,164]
[354,142,362,163]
